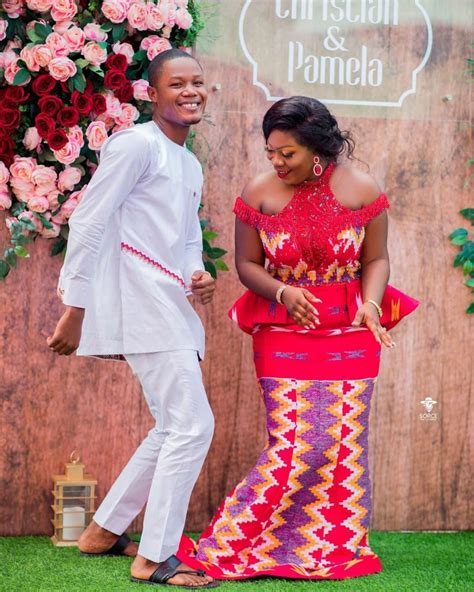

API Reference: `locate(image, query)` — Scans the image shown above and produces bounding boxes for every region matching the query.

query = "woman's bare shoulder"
[335,163,382,206]
[240,171,278,209]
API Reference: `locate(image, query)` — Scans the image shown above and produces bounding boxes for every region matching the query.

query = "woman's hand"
[190,270,215,305]
[47,307,85,356]
[281,286,321,329]
[352,303,395,348]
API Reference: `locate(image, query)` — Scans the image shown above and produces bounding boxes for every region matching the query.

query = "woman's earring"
[313,155,323,177]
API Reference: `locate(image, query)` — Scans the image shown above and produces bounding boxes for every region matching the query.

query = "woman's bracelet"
[275,284,288,305]
[365,299,383,318]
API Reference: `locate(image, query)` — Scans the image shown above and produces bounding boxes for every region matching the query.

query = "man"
[48,49,218,589]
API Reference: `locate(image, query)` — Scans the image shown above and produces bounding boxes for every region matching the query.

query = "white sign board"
[239,0,433,107]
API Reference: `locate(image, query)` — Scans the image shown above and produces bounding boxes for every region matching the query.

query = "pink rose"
[39,219,61,238]
[60,195,79,219]
[115,103,139,126]
[10,178,35,202]
[71,185,87,203]
[53,20,74,34]
[176,0,188,6]
[105,92,122,118]
[140,35,171,61]
[6,38,23,51]
[28,193,50,213]
[23,127,42,151]
[20,46,40,72]
[48,56,77,81]
[102,0,130,24]
[58,166,81,192]
[18,211,42,232]
[0,20,8,42]
[112,41,134,64]
[46,32,70,57]
[53,139,81,165]
[127,1,147,30]
[160,1,176,26]
[5,59,31,86]
[32,44,53,68]
[0,162,10,185]
[47,189,61,209]
[112,122,134,133]
[146,2,164,31]
[3,0,25,19]
[32,164,58,190]
[67,125,84,147]
[63,26,86,52]
[86,121,108,151]
[26,0,53,12]
[132,79,150,101]
[0,48,20,69]
[0,184,12,210]
[175,7,192,29]
[83,23,108,42]
[10,156,37,182]
[50,0,77,23]
[96,113,116,131]
[81,41,108,66]
[52,211,67,225]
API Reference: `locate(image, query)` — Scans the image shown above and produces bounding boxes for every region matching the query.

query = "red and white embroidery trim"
[121,242,186,288]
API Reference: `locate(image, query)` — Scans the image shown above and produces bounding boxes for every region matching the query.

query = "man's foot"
[131,554,215,588]
[78,521,138,557]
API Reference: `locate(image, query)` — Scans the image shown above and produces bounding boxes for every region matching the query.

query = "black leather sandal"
[80,533,133,557]
[130,555,219,588]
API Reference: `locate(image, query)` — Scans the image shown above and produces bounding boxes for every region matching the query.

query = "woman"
[180,96,418,580]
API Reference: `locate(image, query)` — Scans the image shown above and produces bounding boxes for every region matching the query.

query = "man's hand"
[47,307,85,356]
[190,270,215,305]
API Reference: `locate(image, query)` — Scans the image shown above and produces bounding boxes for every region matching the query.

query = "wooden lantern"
[51,451,97,546]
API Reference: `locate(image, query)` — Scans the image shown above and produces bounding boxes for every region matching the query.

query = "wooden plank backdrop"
[0,1,472,535]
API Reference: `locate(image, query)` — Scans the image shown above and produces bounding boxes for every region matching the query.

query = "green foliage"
[449,209,474,314]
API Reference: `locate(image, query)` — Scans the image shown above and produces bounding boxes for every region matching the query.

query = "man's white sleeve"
[183,190,205,294]
[59,130,148,308]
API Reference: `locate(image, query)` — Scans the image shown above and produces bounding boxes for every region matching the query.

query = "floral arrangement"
[0,0,226,279]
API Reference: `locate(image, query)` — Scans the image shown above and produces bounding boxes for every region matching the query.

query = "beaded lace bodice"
[233,162,390,286]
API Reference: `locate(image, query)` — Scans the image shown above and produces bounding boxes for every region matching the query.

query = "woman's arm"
[235,178,320,328]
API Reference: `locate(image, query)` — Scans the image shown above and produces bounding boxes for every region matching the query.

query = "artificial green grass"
[0,532,472,592]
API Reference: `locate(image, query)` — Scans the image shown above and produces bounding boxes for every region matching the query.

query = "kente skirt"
[178,280,418,580]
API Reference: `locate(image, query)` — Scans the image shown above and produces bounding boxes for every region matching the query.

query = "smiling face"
[265,129,316,186]
[148,56,207,129]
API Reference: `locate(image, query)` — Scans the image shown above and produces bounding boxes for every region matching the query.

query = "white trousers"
[93,350,214,562]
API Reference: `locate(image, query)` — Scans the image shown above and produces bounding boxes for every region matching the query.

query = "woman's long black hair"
[262,96,355,161]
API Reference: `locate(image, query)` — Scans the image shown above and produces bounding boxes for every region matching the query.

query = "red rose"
[105,53,128,72]
[38,95,63,116]
[115,81,133,103]
[47,128,69,151]
[104,69,127,91]
[0,108,21,131]
[35,113,56,140]
[71,91,93,115]
[4,86,30,106]
[57,106,80,127]
[91,93,107,115]
[84,79,94,95]
[32,74,57,97]
[0,135,14,167]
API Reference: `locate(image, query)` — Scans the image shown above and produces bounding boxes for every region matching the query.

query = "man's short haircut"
[148,48,201,87]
